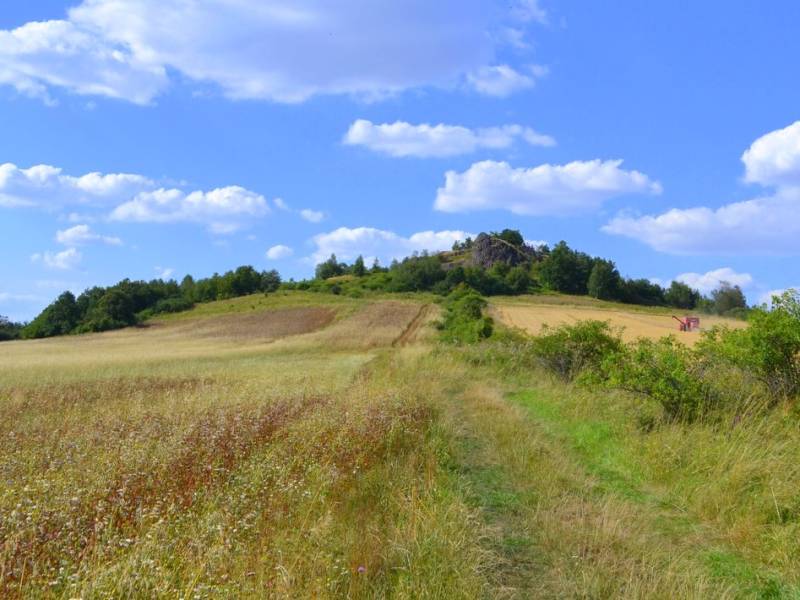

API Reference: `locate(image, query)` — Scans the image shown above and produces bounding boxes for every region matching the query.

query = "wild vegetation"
[0,315,22,341]
[3,229,798,597]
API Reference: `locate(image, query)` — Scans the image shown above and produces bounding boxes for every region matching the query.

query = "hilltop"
[2,228,750,343]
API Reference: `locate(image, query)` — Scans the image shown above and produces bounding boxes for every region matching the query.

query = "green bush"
[529,320,623,381]
[607,337,717,422]
[697,290,800,400]
[438,287,494,344]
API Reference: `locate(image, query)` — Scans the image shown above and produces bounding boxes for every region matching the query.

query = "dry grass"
[0,294,490,598]
[492,299,746,345]
[1,290,794,597]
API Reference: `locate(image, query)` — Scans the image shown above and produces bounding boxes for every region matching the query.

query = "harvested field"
[299,300,424,350]
[183,306,336,341]
[492,298,746,344]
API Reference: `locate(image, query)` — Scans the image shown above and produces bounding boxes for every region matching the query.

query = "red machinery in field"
[672,316,701,332]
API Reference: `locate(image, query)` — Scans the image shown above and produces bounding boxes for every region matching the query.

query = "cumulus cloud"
[56,224,121,246]
[266,244,294,260]
[0,161,291,233]
[299,209,325,223]
[435,159,662,216]
[109,186,269,232]
[674,268,754,295]
[0,162,154,209]
[31,247,82,270]
[310,227,473,265]
[604,121,800,255]
[0,19,167,105]
[344,119,555,158]
[467,64,546,97]
[603,190,800,254]
[742,120,800,188]
[0,0,545,104]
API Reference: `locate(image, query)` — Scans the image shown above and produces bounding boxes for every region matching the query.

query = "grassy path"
[439,362,797,598]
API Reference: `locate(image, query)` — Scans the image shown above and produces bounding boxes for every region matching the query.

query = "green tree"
[352,255,366,277]
[711,282,747,315]
[180,275,196,300]
[539,241,592,294]
[494,228,524,247]
[620,278,665,306]
[260,269,281,292]
[0,315,22,342]
[23,291,80,338]
[665,281,700,309]
[587,259,622,300]
[315,254,345,280]
[505,266,531,295]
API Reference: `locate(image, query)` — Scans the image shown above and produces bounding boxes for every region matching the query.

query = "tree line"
[18,266,280,340]
[4,229,749,342]
[293,234,748,316]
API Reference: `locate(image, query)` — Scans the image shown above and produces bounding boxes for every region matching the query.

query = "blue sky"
[1,0,800,321]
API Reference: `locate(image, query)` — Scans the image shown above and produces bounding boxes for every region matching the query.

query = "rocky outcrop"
[469,233,537,268]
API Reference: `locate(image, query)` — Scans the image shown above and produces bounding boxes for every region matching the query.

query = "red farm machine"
[672,315,701,332]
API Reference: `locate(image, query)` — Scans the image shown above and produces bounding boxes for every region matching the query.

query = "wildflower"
[357,565,366,574]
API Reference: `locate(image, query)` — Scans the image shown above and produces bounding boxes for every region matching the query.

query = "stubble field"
[491,294,747,345]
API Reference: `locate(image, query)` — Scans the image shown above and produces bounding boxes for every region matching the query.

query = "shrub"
[138,296,196,319]
[439,287,493,344]
[607,337,717,422]
[697,290,800,400]
[529,320,623,381]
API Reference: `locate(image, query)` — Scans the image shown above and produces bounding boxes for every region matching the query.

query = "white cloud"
[0,292,43,303]
[299,208,325,223]
[272,197,326,222]
[56,223,121,246]
[310,226,473,265]
[31,247,82,270]
[109,186,270,231]
[742,120,800,188]
[512,0,548,24]
[266,244,294,260]
[604,121,800,255]
[435,159,662,216]
[467,64,545,97]
[0,162,154,209]
[2,161,276,232]
[155,266,174,279]
[0,19,167,105]
[343,119,555,158]
[674,268,754,295]
[603,190,800,254]
[0,1,544,105]
[603,121,800,255]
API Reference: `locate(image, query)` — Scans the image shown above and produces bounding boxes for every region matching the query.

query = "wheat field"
[492,295,746,345]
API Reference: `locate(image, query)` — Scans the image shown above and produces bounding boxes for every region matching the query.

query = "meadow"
[1,290,798,598]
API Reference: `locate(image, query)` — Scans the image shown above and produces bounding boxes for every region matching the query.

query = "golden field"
[491,294,747,345]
